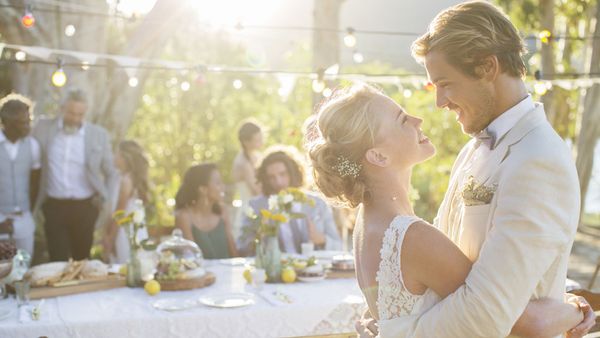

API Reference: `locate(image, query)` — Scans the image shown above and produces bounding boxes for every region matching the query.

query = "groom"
[358,1,595,337]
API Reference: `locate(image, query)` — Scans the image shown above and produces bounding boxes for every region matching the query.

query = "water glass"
[14,280,30,306]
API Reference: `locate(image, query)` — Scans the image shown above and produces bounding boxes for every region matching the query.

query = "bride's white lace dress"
[376,215,440,337]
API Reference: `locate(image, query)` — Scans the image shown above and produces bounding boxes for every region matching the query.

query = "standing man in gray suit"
[33,88,118,261]
[239,146,342,255]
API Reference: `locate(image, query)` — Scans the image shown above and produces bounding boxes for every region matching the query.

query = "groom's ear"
[475,55,499,81]
[365,148,389,168]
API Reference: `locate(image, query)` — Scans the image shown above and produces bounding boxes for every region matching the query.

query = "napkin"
[258,289,294,306]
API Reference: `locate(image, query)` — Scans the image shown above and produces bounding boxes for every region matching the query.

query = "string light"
[15,51,27,61]
[51,59,67,87]
[352,51,364,63]
[81,61,90,70]
[21,5,35,28]
[128,76,139,87]
[534,82,548,95]
[322,88,333,98]
[312,68,325,93]
[403,89,413,98]
[64,24,76,37]
[233,79,243,89]
[343,27,357,48]
[180,81,190,91]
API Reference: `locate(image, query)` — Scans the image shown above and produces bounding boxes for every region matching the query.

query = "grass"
[582,213,600,227]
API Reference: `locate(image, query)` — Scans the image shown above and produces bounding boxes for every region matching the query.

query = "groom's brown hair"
[411,1,526,78]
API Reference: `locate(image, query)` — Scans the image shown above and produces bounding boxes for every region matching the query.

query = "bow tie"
[474,128,497,150]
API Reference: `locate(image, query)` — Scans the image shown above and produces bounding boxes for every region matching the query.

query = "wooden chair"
[590,258,600,289]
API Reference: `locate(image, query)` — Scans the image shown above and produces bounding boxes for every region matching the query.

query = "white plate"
[199,293,255,308]
[0,308,13,321]
[218,258,247,266]
[153,298,198,312]
[297,274,326,282]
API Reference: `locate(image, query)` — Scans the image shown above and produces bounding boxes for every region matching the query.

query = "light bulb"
[180,81,190,91]
[322,88,333,98]
[312,79,325,93]
[15,51,26,61]
[534,82,548,95]
[128,77,139,87]
[51,69,67,87]
[233,79,243,89]
[403,89,413,98]
[65,25,76,37]
[21,12,35,28]
[344,33,357,48]
[352,51,364,63]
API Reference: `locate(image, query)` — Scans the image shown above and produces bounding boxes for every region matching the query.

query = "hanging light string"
[2,2,600,41]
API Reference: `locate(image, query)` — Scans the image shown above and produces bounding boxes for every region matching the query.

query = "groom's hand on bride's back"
[566,294,597,338]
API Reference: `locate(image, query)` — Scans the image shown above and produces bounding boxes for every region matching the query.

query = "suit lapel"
[470,104,547,185]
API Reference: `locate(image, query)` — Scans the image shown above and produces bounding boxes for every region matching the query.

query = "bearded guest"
[32,88,118,261]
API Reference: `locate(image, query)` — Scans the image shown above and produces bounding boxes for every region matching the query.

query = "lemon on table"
[281,267,296,283]
[144,280,161,296]
[243,268,252,284]
[292,260,307,271]
[119,265,127,276]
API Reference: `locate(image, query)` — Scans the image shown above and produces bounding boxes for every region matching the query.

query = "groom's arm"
[398,151,579,338]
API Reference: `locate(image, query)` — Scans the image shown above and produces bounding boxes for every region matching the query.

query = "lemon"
[119,264,127,276]
[292,260,307,271]
[281,267,296,283]
[144,279,161,296]
[243,268,252,284]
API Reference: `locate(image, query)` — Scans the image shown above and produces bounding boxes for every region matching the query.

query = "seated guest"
[239,146,342,255]
[0,94,41,256]
[174,163,238,259]
[102,140,150,264]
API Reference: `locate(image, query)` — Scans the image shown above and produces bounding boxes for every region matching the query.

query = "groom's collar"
[479,95,534,149]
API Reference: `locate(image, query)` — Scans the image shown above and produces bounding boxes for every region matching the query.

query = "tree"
[0,0,192,140]
[576,2,600,215]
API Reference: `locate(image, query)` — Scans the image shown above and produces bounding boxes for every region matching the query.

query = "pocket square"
[461,176,496,206]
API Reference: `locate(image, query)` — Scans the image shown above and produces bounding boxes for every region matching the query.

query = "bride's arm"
[511,298,582,338]
[403,221,583,338]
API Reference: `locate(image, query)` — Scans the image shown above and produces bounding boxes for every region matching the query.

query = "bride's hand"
[566,294,596,338]
[355,308,378,337]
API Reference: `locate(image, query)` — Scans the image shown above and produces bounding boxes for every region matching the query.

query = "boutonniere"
[461,176,497,206]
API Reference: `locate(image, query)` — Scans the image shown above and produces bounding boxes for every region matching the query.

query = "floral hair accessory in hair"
[333,155,362,178]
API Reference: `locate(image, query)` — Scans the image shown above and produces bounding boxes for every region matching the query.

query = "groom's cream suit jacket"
[381,102,580,338]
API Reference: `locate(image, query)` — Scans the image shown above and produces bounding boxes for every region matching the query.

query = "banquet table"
[0,258,365,338]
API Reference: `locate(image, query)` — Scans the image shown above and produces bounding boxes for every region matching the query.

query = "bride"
[308,83,587,337]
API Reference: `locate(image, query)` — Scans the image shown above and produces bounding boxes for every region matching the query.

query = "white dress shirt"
[0,132,41,169]
[469,95,535,174]
[47,120,95,199]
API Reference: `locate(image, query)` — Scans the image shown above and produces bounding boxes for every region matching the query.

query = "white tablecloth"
[0,259,365,338]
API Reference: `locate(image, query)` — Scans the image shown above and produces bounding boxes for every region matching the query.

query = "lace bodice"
[376,215,425,320]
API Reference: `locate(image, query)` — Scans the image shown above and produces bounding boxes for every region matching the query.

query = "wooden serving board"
[29,274,126,300]
[326,269,355,279]
[158,271,216,291]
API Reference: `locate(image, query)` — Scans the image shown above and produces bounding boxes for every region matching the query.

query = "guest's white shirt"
[470,95,534,173]
[0,132,41,168]
[279,222,298,254]
[47,119,94,199]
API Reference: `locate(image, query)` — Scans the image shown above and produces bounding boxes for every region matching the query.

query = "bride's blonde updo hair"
[308,83,383,208]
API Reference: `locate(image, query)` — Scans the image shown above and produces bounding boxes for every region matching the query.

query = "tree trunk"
[575,3,600,217]
[312,0,344,106]
[539,0,556,121]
